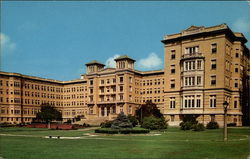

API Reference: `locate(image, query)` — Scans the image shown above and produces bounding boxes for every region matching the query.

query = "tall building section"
[162,24,250,126]
[0,24,249,126]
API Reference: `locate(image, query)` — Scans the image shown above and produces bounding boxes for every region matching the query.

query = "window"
[119,76,123,83]
[107,79,110,84]
[120,86,123,92]
[211,43,217,53]
[209,95,216,108]
[211,76,216,85]
[113,78,116,83]
[90,88,93,94]
[90,80,93,85]
[211,60,216,69]
[170,80,175,89]
[234,100,237,108]
[185,46,199,54]
[197,76,201,85]
[89,107,93,114]
[101,80,104,84]
[196,95,201,108]
[128,105,132,114]
[170,65,175,74]
[170,97,176,109]
[120,105,124,112]
[129,77,132,83]
[235,79,238,88]
[183,95,195,108]
[171,50,176,59]
[129,86,132,92]
[197,60,202,69]
[235,64,239,73]
[235,53,239,58]
[119,95,123,101]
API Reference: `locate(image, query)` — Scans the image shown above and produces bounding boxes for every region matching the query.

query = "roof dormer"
[85,60,105,74]
[114,55,135,70]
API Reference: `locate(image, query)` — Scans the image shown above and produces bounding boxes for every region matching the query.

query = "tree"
[135,100,163,123]
[111,112,133,129]
[35,104,62,126]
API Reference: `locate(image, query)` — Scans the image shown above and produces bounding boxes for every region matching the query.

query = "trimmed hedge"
[95,128,119,134]
[95,128,150,134]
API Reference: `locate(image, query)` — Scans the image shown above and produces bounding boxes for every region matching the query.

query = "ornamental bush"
[141,116,168,130]
[180,121,192,130]
[111,112,133,129]
[206,121,219,129]
[193,123,205,131]
[100,120,113,128]
[180,115,198,131]
[127,115,139,127]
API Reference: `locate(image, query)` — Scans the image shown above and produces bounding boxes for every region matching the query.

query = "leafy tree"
[35,104,62,124]
[135,100,163,122]
[141,116,168,130]
[111,112,133,129]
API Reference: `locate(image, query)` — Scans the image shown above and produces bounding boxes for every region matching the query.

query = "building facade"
[0,24,249,126]
[162,24,250,126]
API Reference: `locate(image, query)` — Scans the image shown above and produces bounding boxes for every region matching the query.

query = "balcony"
[181,53,204,60]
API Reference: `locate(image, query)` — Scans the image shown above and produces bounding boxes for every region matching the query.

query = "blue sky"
[1,1,250,81]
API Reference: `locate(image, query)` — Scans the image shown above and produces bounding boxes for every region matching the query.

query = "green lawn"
[0,127,249,159]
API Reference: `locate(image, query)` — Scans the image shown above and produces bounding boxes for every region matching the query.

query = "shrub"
[206,121,219,129]
[100,120,113,128]
[127,115,138,127]
[0,122,13,127]
[141,116,168,130]
[111,112,133,129]
[120,128,150,134]
[180,115,198,131]
[227,123,237,127]
[180,121,194,130]
[95,128,119,134]
[95,128,150,134]
[193,123,205,131]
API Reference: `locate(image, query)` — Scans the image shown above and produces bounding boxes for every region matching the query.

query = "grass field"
[0,127,249,159]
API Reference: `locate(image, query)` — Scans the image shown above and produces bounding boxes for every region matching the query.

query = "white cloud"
[105,54,120,68]
[137,53,162,70]
[232,18,250,33]
[0,33,16,52]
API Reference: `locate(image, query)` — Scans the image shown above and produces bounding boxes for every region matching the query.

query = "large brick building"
[0,24,249,126]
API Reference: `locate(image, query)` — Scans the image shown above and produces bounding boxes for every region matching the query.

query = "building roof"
[114,55,136,62]
[85,60,105,66]
[162,23,247,44]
